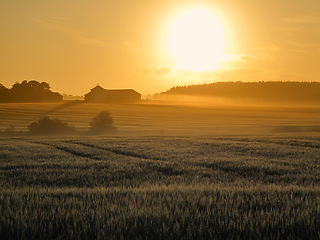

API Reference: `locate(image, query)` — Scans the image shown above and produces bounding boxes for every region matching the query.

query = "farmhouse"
[85,85,141,103]
[45,92,63,102]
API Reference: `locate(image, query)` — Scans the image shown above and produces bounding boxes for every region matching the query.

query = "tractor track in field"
[30,140,166,162]
[64,140,166,162]
[31,141,102,161]
[212,137,320,149]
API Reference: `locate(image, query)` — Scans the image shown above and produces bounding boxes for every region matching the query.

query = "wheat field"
[1,102,320,239]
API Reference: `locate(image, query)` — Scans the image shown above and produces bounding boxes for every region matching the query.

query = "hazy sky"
[1,0,319,95]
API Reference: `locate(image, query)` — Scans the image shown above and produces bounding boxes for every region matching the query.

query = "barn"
[85,85,141,103]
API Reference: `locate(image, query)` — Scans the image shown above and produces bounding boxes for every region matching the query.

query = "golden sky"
[0,0,319,95]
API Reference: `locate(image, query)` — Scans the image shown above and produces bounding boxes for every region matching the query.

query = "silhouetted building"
[85,85,141,103]
[46,92,63,102]
[85,85,107,102]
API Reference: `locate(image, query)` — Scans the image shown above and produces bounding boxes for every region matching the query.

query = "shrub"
[28,116,76,136]
[0,125,22,137]
[89,111,117,134]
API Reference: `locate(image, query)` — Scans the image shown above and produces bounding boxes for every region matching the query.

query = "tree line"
[162,81,320,102]
[0,80,62,102]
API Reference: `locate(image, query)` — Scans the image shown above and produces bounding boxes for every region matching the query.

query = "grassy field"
[1,102,320,239]
[1,101,320,135]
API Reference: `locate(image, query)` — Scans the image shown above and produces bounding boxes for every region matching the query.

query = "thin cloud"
[282,15,320,34]
[238,45,281,61]
[283,15,320,24]
[137,65,174,77]
[221,45,280,67]
[138,63,260,86]
[222,54,256,62]
[34,18,111,47]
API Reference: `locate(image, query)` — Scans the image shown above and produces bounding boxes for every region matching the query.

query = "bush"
[28,116,76,136]
[90,111,117,134]
[0,125,24,137]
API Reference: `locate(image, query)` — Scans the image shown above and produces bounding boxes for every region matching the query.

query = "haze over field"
[1,1,320,239]
[1,102,320,136]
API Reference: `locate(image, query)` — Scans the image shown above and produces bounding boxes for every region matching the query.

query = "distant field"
[1,135,320,239]
[0,101,320,135]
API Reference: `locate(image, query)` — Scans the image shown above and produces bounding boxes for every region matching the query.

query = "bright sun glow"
[168,8,225,72]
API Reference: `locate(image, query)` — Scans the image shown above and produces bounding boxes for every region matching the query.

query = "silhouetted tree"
[28,116,76,136]
[89,111,117,134]
[40,82,50,91]
[0,83,7,91]
[0,83,9,102]
[0,80,62,102]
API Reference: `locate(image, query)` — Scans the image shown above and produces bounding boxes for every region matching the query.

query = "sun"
[167,8,225,72]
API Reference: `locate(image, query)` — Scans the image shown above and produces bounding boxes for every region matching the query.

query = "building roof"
[90,85,106,92]
[85,85,141,96]
[106,89,141,95]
